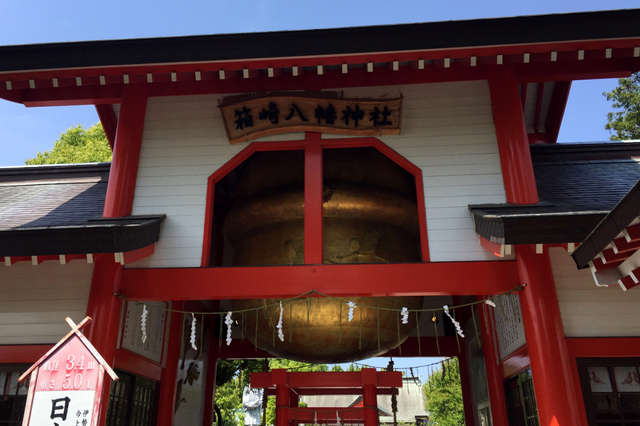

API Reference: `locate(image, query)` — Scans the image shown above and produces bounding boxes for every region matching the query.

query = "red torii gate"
[251,368,402,425]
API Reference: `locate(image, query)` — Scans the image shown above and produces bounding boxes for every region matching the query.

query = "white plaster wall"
[130,81,506,267]
[0,261,92,344]
[550,247,640,337]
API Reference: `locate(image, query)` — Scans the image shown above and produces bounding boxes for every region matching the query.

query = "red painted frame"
[200,139,307,267]
[0,345,53,363]
[121,261,517,300]
[95,104,117,150]
[567,337,640,358]
[200,134,430,267]
[113,348,162,381]
[304,133,323,264]
[563,337,640,425]
[3,38,639,106]
[502,345,530,378]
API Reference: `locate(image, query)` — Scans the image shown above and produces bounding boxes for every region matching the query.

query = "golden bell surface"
[221,147,423,362]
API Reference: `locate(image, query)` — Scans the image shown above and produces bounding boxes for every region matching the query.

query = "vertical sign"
[19,317,118,426]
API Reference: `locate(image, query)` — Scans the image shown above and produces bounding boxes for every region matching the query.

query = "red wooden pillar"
[458,348,476,426]
[361,368,378,426]
[478,304,509,426]
[103,92,148,217]
[289,390,299,426]
[273,369,290,426]
[157,302,184,426]
[517,246,586,426]
[203,329,219,426]
[489,71,585,425]
[86,255,123,426]
[85,91,148,426]
[488,70,538,204]
[304,132,323,264]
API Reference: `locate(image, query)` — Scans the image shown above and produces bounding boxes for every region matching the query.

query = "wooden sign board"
[19,317,117,426]
[219,93,402,144]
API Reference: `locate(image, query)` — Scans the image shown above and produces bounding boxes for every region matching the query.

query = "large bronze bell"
[220,148,423,362]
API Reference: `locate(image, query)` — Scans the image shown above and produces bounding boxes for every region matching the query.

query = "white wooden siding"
[550,247,640,337]
[130,81,505,267]
[0,262,92,344]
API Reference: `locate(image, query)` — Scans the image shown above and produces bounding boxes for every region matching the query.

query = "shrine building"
[1,8,640,426]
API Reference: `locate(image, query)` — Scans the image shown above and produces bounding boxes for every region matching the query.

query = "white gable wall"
[0,262,92,344]
[130,81,506,268]
[550,247,640,337]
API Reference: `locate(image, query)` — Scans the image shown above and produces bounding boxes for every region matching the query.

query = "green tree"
[423,359,464,426]
[25,123,112,164]
[604,73,640,140]
[214,359,264,425]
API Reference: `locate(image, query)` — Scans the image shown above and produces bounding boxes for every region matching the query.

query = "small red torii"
[251,368,402,425]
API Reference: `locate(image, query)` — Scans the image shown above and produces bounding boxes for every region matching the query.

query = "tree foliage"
[422,358,464,426]
[25,123,112,165]
[214,359,265,425]
[604,73,640,140]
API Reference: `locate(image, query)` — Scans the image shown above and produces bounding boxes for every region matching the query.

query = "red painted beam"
[201,336,458,359]
[120,261,518,301]
[122,243,155,264]
[0,344,52,363]
[567,337,640,358]
[252,369,401,389]
[287,407,366,423]
[95,104,117,150]
[600,247,633,265]
[3,37,639,84]
[113,348,162,381]
[265,388,396,396]
[612,235,640,254]
[4,56,637,107]
[19,84,123,106]
[618,266,640,291]
[592,255,625,271]
[382,336,460,357]
[304,133,323,264]
[502,345,530,378]
[626,223,640,241]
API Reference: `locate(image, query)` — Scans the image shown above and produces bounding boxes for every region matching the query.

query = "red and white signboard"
[18,317,118,426]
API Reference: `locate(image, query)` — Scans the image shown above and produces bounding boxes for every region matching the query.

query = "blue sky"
[1,0,636,165]
[0,0,636,372]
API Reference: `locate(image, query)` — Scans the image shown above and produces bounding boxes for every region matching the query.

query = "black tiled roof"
[532,143,640,211]
[0,163,164,256]
[1,9,639,73]
[0,162,109,230]
[469,142,640,244]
